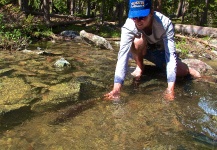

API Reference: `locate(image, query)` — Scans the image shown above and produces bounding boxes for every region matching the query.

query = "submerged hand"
[104,90,120,100]
[104,83,121,101]
[163,88,175,101]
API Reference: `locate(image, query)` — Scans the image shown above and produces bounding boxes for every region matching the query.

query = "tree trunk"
[19,0,29,11]
[153,0,162,12]
[181,0,186,23]
[86,0,91,17]
[71,0,76,16]
[78,0,82,14]
[200,0,209,26]
[50,0,53,14]
[100,0,105,24]
[176,0,184,18]
[117,2,124,26]
[43,0,51,25]
[125,0,129,17]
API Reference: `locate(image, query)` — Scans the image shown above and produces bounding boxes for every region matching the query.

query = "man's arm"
[163,22,177,101]
[105,20,136,100]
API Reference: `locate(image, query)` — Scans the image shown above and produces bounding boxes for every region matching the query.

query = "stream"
[0,40,217,150]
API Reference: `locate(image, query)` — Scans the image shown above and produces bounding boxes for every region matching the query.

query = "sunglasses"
[132,17,147,21]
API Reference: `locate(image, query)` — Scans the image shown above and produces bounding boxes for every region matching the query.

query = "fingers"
[163,89,175,101]
[104,91,120,101]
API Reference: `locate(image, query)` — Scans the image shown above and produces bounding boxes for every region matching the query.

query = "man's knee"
[132,35,147,55]
[176,60,189,76]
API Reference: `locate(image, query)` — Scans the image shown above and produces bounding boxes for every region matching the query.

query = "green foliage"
[53,0,68,14]
[30,0,41,10]
[32,26,53,38]
[0,28,30,50]
[22,15,35,34]
[0,0,10,5]
[97,25,120,38]
[0,13,30,50]
[176,38,189,57]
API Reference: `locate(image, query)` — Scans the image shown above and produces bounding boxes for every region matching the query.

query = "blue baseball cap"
[128,0,151,18]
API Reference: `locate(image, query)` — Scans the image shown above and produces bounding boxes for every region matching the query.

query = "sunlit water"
[0,40,217,149]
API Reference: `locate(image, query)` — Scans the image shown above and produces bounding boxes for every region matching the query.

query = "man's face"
[132,13,152,30]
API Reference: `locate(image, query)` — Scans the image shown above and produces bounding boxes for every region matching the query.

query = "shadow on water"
[0,106,34,132]
[50,98,101,125]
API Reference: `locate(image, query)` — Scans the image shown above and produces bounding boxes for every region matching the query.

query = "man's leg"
[131,34,147,77]
[176,60,201,78]
[144,50,201,78]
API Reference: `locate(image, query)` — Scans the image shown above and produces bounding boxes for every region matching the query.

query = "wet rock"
[31,80,81,112]
[203,53,212,60]
[211,50,217,56]
[60,30,79,39]
[75,76,106,100]
[21,49,55,55]
[54,58,71,68]
[182,59,214,75]
[80,30,114,50]
[209,39,217,46]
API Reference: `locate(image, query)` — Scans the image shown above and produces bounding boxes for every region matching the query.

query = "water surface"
[0,40,217,149]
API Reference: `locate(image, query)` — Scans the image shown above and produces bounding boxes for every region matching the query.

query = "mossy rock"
[0,77,32,105]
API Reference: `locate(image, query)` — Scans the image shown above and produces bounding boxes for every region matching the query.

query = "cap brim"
[128,9,150,18]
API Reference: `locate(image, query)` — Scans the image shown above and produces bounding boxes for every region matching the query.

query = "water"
[0,40,217,149]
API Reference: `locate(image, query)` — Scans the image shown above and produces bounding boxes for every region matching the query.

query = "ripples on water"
[0,41,217,149]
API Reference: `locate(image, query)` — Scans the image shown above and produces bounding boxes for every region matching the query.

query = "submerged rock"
[0,77,33,117]
[0,77,33,105]
[0,68,14,75]
[31,79,81,112]
[21,49,55,55]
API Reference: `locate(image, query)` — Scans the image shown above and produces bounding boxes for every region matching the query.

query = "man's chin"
[136,25,144,30]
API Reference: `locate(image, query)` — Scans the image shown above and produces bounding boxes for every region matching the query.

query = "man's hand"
[163,88,175,101]
[104,83,121,100]
[164,82,175,101]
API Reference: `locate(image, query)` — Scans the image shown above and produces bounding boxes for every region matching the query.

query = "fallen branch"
[175,34,217,49]
[175,24,217,38]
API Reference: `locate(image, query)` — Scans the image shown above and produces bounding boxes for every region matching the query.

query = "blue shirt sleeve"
[114,25,135,84]
[163,22,177,82]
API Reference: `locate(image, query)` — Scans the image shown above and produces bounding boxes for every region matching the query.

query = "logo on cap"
[131,1,145,8]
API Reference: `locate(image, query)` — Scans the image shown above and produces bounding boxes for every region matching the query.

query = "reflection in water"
[198,96,217,141]
[176,82,217,148]
[0,41,217,149]
[199,96,217,116]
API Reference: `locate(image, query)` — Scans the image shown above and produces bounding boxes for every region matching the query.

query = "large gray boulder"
[182,59,214,75]
[80,30,114,50]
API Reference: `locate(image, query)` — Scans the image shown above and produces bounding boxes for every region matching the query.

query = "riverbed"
[0,40,217,149]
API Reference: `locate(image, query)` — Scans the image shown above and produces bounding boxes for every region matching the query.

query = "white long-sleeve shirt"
[114,11,177,84]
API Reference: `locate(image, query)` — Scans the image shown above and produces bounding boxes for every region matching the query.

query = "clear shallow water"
[0,40,217,149]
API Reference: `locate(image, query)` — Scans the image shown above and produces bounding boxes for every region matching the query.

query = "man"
[104,0,200,101]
